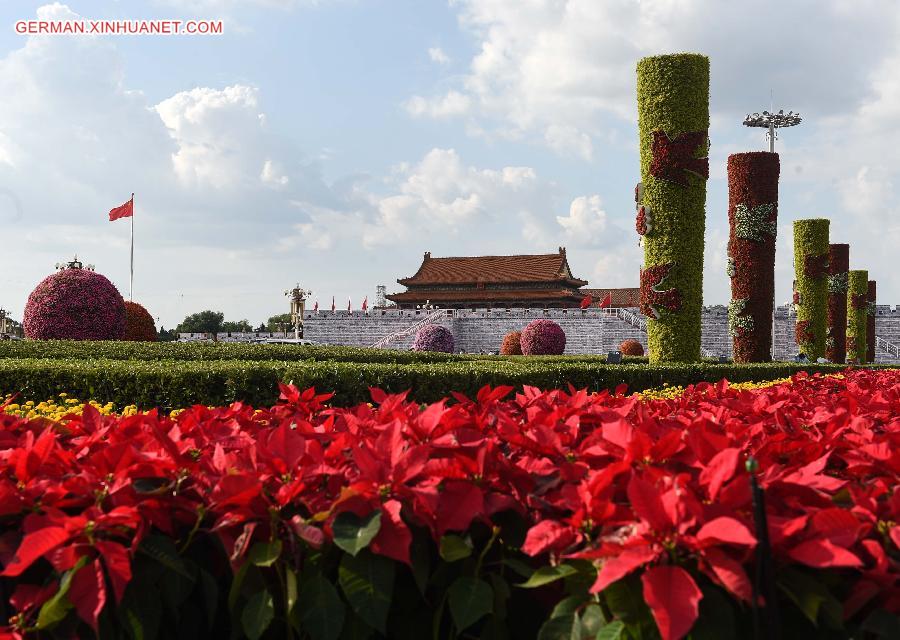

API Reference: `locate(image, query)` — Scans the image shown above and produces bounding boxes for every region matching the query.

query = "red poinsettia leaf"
[522,521,577,558]
[627,475,672,532]
[702,547,753,602]
[641,565,703,640]
[891,526,900,550]
[2,527,69,577]
[434,481,483,535]
[696,517,756,547]
[371,499,412,565]
[69,558,107,632]
[808,508,862,547]
[591,545,660,594]
[95,541,132,603]
[787,538,862,569]
[699,448,741,502]
[10,582,57,613]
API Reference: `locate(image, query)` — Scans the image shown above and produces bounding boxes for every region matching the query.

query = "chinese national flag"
[580,294,592,309]
[362,296,368,312]
[109,195,133,221]
[313,299,319,312]
[331,297,335,313]
[347,298,351,312]
[598,292,613,309]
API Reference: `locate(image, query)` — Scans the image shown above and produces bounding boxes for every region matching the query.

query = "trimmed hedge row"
[0,357,870,409]
[793,219,830,359]
[0,341,651,365]
[637,53,709,363]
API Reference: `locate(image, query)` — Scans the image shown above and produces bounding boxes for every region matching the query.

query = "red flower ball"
[124,301,157,342]
[619,339,644,356]
[500,331,523,355]
[24,268,125,340]
[520,319,566,355]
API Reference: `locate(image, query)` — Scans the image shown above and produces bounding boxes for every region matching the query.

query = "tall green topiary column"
[847,270,868,363]
[867,280,876,363]
[726,152,779,362]
[636,53,709,363]
[826,244,849,363]
[792,219,829,360]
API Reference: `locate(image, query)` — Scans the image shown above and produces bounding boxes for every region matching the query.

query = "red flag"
[313,299,319,313]
[347,298,351,313]
[331,297,335,313]
[598,292,612,309]
[580,294,592,309]
[362,296,368,312]
[109,195,133,221]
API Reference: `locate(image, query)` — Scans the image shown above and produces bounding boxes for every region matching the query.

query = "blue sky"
[0,1,897,328]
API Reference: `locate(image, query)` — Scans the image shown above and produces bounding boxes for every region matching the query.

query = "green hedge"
[0,357,869,409]
[637,53,709,363]
[0,340,652,365]
[793,219,830,359]
[847,270,868,364]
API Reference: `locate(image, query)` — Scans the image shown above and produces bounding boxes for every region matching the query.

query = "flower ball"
[619,339,645,356]
[500,330,522,355]
[24,268,126,340]
[520,319,566,355]
[124,301,157,342]
[412,324,454,353]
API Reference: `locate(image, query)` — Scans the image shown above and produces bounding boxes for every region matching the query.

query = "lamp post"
[742,109,802,153]
[0,308,7,335]
[284,284,312,340]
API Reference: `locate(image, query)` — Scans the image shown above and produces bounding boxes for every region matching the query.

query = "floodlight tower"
[284,284,311,340]
[743,109,802,152]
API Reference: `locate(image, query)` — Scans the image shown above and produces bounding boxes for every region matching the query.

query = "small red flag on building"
[598,292,612,309]
[347,297,351,313]
[331,297,335,313]
[313,299,319,313]
[109,195,134,221]
[580,294,592,309]
[362,296,368,312]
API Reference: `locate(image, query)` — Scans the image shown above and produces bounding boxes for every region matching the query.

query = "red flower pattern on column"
[803,254,828,279]
[649,130,709,186]
[796,319,814,345]
[640,263,681,319]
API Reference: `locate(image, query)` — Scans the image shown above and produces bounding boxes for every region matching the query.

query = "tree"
[266,313,293,332]
[176,310,224,335]
[158,326,178,342]
[222,319,252,333]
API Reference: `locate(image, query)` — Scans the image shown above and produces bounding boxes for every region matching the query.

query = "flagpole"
[129,193,134,301]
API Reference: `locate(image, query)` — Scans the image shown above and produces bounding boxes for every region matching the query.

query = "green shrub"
[636,53,710,363]
[793,219,830,359]
[0,357,872,409]
[847,270,868,364]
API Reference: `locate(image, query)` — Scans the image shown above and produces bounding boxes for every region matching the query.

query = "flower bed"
[1,369,898,638]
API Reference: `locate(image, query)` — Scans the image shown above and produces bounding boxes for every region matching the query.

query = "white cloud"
[404,91,471,118]
[556,195,607,242]
[428,47,451,65]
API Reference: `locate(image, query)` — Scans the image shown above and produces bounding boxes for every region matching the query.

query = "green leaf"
[37,557,88,629]
[778,566,842,628]
[410,533,431,595]
[241,589,274,640]
[286,567,299,616]
[296,574,346,640]
[448,576,493,632]
[138,534,193,579]
[248,540,282,567]
[339,551,395,634]
[595,620,625,640]
[333,511,382,556]
[439,534,473,562]
[199,568,219,630]
[537,613,580,640]
[549,596,584,619]
[580,603,606,637]
[228,562,249,612]
[519,564,578,589]
[861,609,900,638]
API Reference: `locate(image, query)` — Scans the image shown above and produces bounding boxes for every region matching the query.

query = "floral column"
[867,280,877,363]
[636,53,709,363]
[847,270,868,363]
[826,244,849,363]
[726,152,779,362]
[793,219,829,360]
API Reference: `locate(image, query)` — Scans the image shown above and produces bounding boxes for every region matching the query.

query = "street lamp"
[55,255,95,271]
[0,308,7,335]
[742,109,802,152]
[284,284,312,340]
